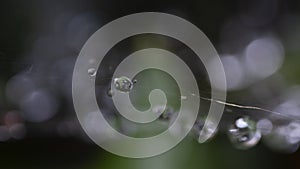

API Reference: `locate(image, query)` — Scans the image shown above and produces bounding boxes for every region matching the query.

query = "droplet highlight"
[88,68,96,77]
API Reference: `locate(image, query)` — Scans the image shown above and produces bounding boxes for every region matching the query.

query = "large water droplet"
[113,76,133,93]
[88,68,96,77]
[228,116,261,150]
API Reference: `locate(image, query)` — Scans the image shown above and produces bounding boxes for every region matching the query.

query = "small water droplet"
[194,118,218,142]
[107,89,114,97]
[113,76,133,93]
[228,116,261,150]
[159,107,174,120]
[181,96,187,100]
[256,119,273,135]
[88,68,96,77]
[152,105,174,121]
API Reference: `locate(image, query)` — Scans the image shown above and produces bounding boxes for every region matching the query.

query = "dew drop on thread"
[88,68,96,77]
[228,116,261,150]
[113,76,134,93]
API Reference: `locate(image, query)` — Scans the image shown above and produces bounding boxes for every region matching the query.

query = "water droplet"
[152,105,174,121]
[194,119,218,142]
[113,76,133,93]
[256,119,273,135]
[228,116,261,150]
[88,68,96,76]
[181,96,187,100]
[107,89,114,97]
[159,107,174,120]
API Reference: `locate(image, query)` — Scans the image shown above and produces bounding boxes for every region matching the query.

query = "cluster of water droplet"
[107,75,300,152]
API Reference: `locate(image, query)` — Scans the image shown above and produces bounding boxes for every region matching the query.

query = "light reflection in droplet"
[88,68,97,77]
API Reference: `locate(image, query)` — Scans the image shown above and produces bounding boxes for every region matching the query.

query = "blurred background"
[1,0,300,168]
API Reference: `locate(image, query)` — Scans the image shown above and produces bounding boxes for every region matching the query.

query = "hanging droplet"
[256,118,273,135]
[113,76,133,93]
[228,116,261,150]
[191,93,197,97]
[107,88,114,97]
[88,68,96,77]
[194,118,218,143]
[152,105,174,121]
[159,107,174,120]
